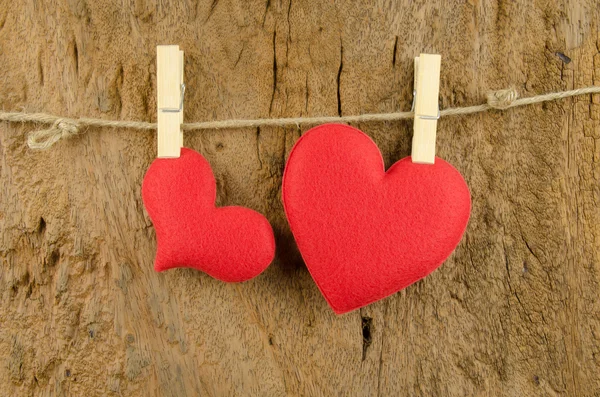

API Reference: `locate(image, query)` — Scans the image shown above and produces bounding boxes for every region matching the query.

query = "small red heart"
[142,148,275,282]
[283,124,471,314]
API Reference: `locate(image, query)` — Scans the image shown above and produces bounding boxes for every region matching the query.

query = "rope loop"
[27,118,80,149]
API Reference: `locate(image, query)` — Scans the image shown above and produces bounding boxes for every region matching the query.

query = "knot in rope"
[487,88,519,110]
[27,118,80,150]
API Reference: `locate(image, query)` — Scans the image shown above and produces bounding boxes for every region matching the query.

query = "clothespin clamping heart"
[157,45,185,158]
[411,53,441,164]
[143,45,275,281]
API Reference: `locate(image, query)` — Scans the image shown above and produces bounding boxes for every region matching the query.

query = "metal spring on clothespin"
[161,83,186,113]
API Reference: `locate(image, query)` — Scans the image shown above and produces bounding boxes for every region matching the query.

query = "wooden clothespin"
[411,53,441,164]
[157,45,185,158]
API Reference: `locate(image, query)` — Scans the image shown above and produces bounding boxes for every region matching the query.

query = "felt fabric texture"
[282,124,471,314]
[142,148,275,282]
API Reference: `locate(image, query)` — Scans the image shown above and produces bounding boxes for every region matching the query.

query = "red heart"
[142,148,275,282]
[282,124,471,314]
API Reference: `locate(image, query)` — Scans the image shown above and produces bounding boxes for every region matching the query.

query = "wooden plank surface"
[0,0,599,395]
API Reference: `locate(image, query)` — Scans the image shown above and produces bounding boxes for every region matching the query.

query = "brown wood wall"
[1,0,599,395]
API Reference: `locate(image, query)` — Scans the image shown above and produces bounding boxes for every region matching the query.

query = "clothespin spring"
[160,84,186,113]
[411,90,441,120]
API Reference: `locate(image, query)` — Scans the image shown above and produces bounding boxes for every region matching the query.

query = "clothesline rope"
[1,86,599,150]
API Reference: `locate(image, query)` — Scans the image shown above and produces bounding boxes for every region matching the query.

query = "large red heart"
[282,124,471,314]
[142,148,275,282]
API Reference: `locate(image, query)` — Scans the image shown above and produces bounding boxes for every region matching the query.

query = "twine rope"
[1,86,599,150]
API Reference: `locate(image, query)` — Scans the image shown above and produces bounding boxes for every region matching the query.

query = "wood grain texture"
[1,0,599,395]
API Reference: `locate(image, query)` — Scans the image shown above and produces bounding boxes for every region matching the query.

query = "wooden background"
[1,0,599,396]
